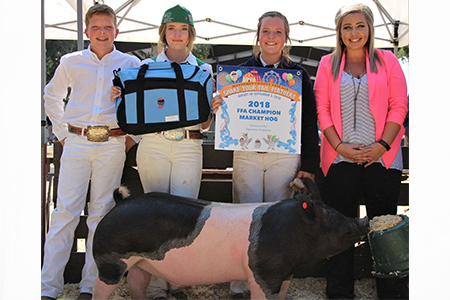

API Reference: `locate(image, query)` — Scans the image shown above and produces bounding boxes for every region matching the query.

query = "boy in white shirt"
[41,4,140,300]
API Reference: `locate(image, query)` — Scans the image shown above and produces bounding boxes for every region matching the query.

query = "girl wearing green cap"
[135,4,214,204]
[111,4,221,300]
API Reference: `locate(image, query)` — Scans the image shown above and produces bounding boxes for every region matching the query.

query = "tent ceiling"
[44,0,409,48]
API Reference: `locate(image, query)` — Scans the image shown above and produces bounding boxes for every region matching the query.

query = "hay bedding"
[57,277,377,299]
[369,215,403,233]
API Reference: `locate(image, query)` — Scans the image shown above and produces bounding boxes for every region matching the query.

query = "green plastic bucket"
[368,214,409,278]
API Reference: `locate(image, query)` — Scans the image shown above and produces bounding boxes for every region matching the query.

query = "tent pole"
[41,0,47,267]
[394,21,399,56]
[374,0,400,54]
[77,0,83,50]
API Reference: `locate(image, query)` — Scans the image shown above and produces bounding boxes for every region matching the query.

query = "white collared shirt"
[259,55,280,68]
[142,51,213,75]
[44,45,141,140]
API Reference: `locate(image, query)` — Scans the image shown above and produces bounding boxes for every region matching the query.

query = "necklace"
[347,62,365,131]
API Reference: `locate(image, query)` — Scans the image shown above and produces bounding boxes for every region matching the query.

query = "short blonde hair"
[331,3,382,80]
[253,11,292,67]
[157,23,196,54]
[84,4,117,29]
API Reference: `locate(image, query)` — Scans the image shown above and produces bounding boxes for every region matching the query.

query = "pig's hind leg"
[127,265,151,300]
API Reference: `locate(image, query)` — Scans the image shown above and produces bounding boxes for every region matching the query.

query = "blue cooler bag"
[113,61,213,134]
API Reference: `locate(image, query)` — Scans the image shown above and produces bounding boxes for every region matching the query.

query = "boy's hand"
[111,86,121,102]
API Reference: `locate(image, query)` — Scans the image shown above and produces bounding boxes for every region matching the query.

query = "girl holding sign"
[226,11,320,299]
[231,11,319,204]
[314,3,408,299]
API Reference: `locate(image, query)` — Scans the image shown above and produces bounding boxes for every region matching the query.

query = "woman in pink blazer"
[314,3,408,299]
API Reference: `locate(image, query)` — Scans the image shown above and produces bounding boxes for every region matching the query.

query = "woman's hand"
[356,122,400,167]
[336,143,372,165]
[210,93,224,114]
[297,170,315,182]
[111,86,121,103]
[358,143,386,167]
[201,93,225,130]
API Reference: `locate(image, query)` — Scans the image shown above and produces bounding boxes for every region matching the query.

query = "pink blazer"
[314,49,408,176]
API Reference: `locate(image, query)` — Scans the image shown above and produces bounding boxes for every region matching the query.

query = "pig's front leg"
[247,275,292,300]
[127,265,151,300]
[92,277,118,300]
[247,276,268,300]
[276,279,291,300]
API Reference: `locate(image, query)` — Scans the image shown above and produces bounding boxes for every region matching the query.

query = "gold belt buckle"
[163,129,185,141]
[86,125,109,142]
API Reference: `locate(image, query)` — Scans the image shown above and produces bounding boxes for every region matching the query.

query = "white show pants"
[41,135,126,298]
[232,151,300,203]
[231,151,300,294]
[136,133,202,198]
[136,132,202,293]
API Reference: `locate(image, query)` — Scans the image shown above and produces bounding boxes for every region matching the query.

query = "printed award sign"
[214,65,302,154]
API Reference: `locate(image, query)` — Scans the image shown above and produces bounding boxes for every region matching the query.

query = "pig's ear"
[301,178,322,202]
[298,192,316,221]
[304,193,316,216]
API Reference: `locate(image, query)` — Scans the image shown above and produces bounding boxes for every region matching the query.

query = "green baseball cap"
[161,5,194,26]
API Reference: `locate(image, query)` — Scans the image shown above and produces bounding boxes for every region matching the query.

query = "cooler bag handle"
[146,62,173,70]
[172,62,187,123]
[135,62,188,125]
[136,63,149,124]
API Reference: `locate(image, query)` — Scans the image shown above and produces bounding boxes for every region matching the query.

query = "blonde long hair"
[330,3,382,80]
[253,11,292,67]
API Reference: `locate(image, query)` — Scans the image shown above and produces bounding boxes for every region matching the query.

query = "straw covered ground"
[57,277,378,299]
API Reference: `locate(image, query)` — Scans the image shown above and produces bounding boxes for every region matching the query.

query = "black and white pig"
[92,178,369,300]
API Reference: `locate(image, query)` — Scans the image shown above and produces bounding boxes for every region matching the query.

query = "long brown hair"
[331,3,382,80]
[253,11,292,67]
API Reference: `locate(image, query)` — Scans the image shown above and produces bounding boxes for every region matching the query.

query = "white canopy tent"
[41,0,409,144]
[44,0,409,51]
[41,0,409,139]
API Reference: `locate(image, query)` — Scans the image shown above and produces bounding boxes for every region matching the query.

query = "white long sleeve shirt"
[44,45,141,141]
